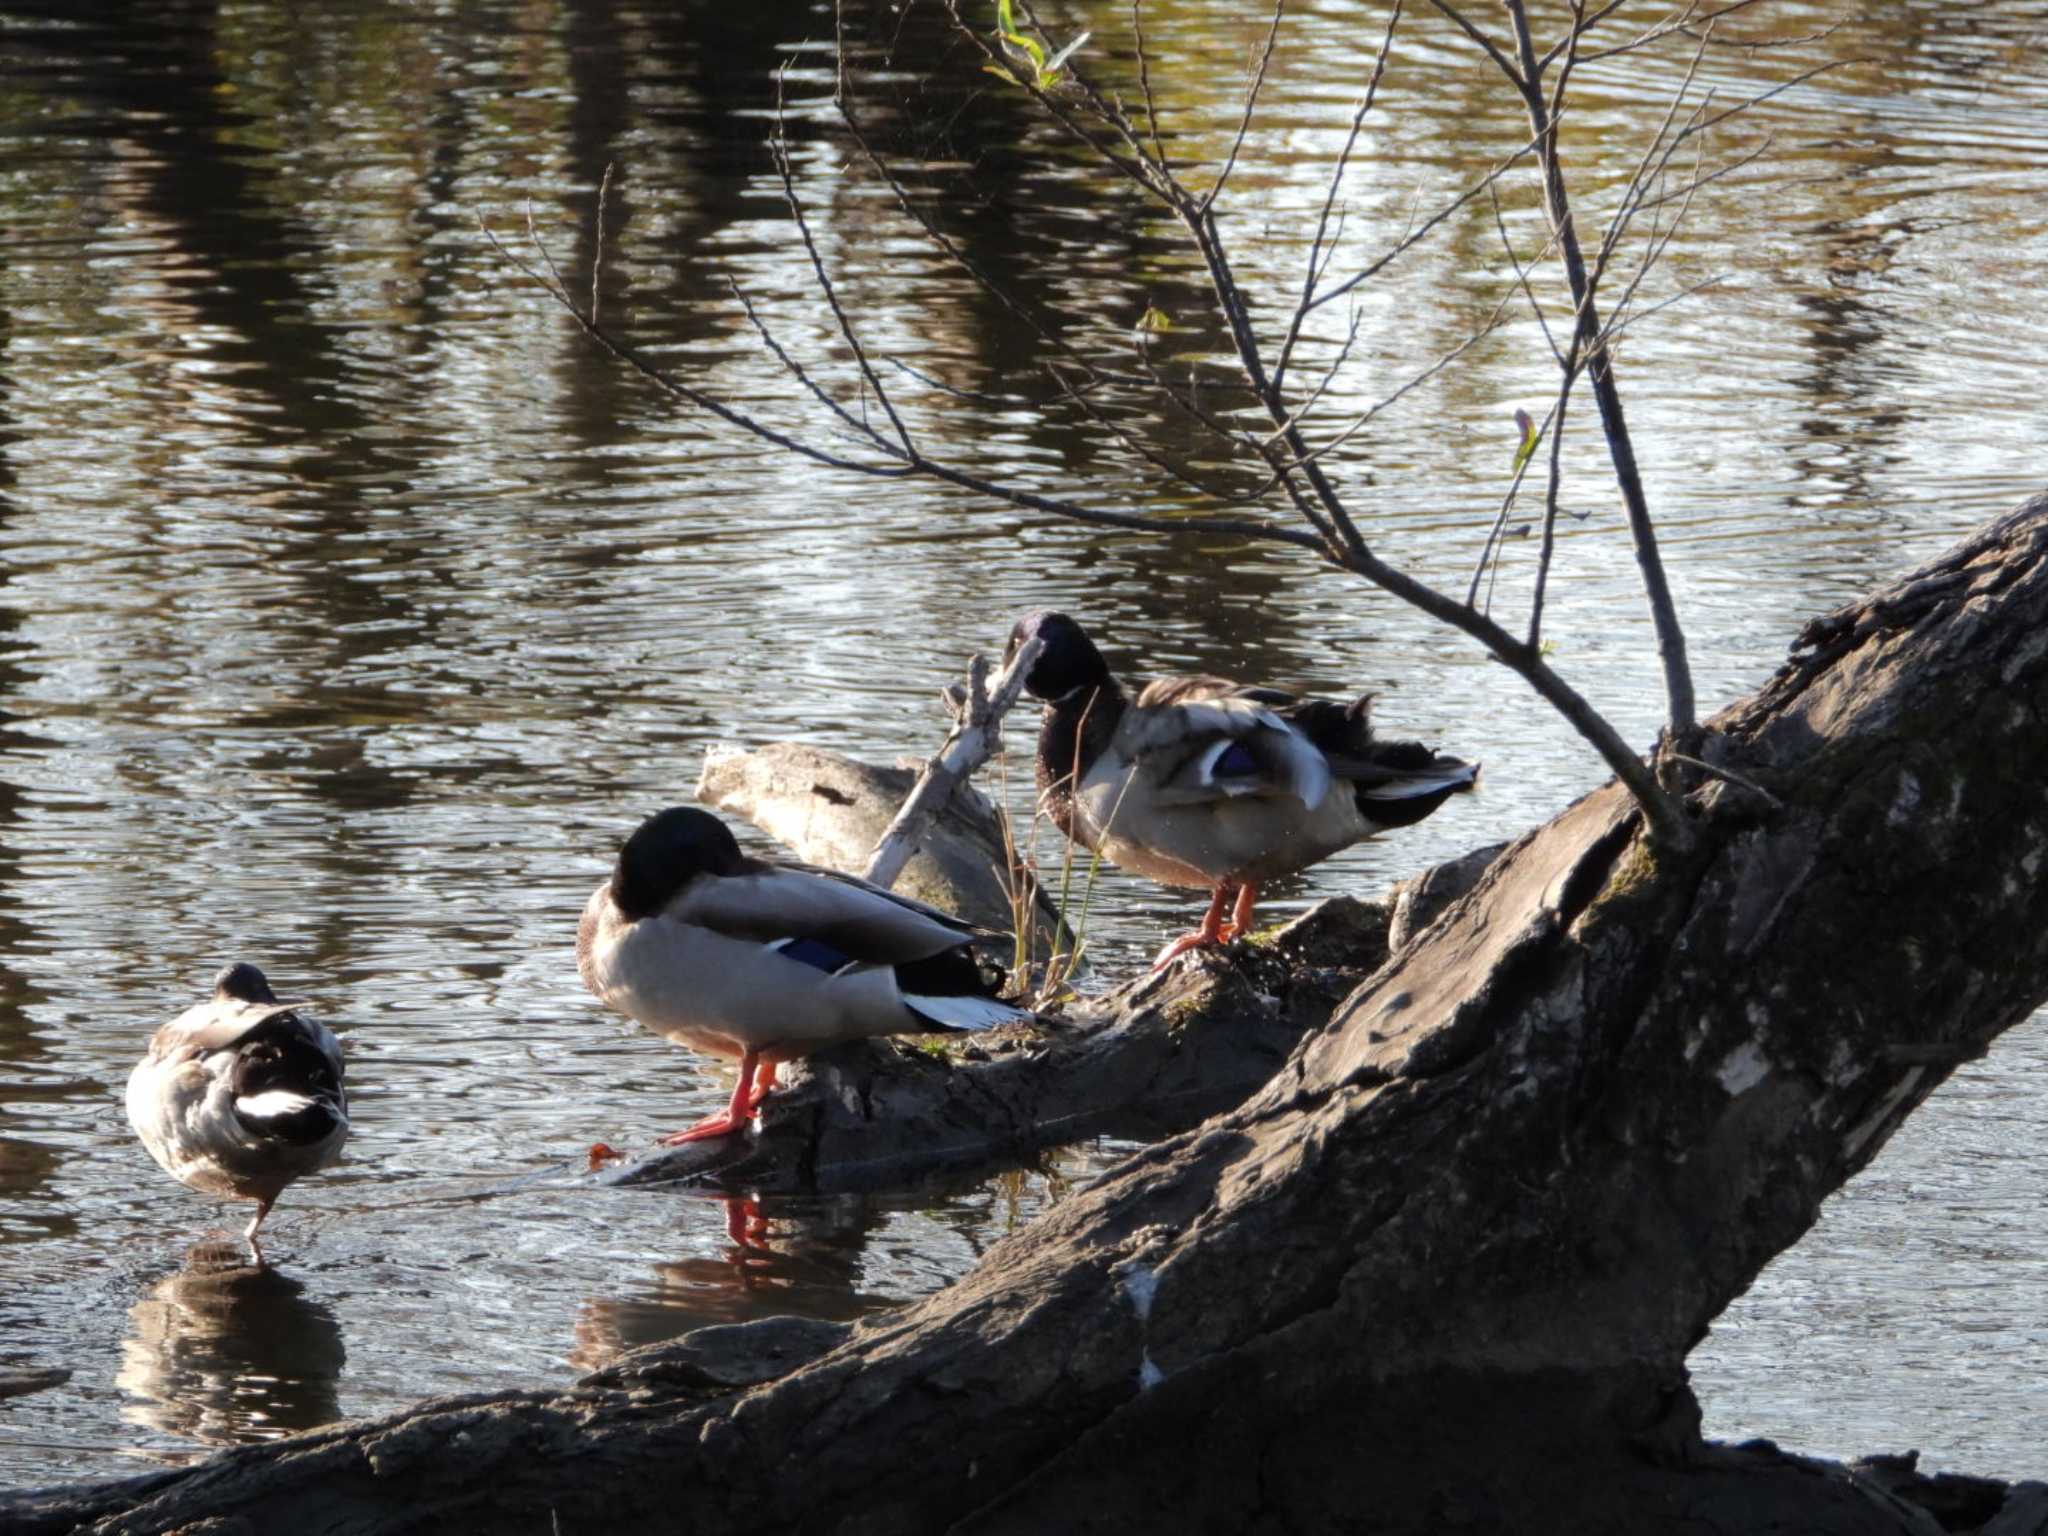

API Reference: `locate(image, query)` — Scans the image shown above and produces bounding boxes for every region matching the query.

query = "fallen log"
[15,494,2048,1535]
[696,739,1069,957]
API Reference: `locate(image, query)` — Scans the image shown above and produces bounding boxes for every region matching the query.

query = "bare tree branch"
[1130,0,1169,172]
[500,3,1735,846]
[1275,0,1404,393]
[1200,0,1287,214]
[731,277,901,455]
[768,74,918,459]
[1469,0,1699,737]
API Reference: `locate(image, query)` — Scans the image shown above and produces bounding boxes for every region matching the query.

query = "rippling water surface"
[2,0,2046,1488]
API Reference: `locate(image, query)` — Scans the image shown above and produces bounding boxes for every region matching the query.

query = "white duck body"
[578,807,1025,1069]
[127,964,348,1222]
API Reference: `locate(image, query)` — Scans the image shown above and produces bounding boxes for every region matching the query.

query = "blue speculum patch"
[776,937,852,973]
[1214,743,1259,778]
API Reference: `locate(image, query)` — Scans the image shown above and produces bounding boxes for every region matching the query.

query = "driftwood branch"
[861,637,1044,891]
[697,741,1067,952]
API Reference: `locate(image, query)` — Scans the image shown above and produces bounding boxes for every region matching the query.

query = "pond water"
[2,0,2046,1493]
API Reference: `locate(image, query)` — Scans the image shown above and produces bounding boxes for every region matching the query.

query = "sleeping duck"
[126,963,348,1248]
[578,806,1028,1145]
[1006,611,1480,966]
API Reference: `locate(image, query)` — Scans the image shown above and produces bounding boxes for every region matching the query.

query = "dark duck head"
[215,961,280,1006]
[1006,612,1128,837]
[1006,611,1120,705]
[610,805,750,921]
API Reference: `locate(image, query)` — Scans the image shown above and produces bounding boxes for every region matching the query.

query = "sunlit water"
[1,0,2046,1491]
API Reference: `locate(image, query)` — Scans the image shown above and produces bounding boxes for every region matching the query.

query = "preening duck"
[1006,611,1480,966]
[126,963,349,1248]
[578,806,1028,1145]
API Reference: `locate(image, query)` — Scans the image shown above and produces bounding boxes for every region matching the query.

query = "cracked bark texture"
[13,494,2048,1536]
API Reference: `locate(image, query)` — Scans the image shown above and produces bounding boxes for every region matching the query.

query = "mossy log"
[15,495,2048,1536]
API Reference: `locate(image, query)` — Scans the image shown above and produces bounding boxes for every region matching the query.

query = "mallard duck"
[126,963,349,1248]
[578,806,1028,1145]
[1006,611,1480,965]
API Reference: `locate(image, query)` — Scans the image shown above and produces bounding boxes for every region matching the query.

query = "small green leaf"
[1135,304,1176,335]
[994,0,1048,77]
[983,62,1021,84]
[1510,407,1538,475]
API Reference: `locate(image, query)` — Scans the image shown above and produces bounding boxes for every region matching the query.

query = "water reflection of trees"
[117,1241,347,1448]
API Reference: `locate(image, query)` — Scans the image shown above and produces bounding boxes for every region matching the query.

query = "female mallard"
[1006,611,1480,965]
[578,806,1027,1145]
[126,963,348,1247]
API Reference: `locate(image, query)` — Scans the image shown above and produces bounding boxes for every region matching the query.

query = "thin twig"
[591,162,614,326]
[1465,394,1559,608]
[1276,0,1404,392]
[769,71,917,458]
[1271,285,1519,476]
[1590,23,1717,296]
[1307,119,1551,315]
[1667,752,1784,810]
[1201,0,1286,214]
[1426,0,1524,86]
[1526,352,1580,650]
[1489,182,1563,365]
[729,277,899,455]
[484,215,899,478]
[1600,273,1728,344]
[1131,0,1169,172]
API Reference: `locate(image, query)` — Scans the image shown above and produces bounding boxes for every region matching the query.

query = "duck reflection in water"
[117,1239,346,1450]
[568,1192,889,1375]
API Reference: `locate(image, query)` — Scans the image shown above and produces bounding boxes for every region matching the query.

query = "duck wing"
[227,1012,348,1144]
[1134,674,1297,710]
[677,860,987,967]
[1283,695,1480,802]
[146,999,309,1065]
[1122,675,1331,809]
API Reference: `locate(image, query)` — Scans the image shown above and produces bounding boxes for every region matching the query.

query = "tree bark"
[15,494,2048,1536]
